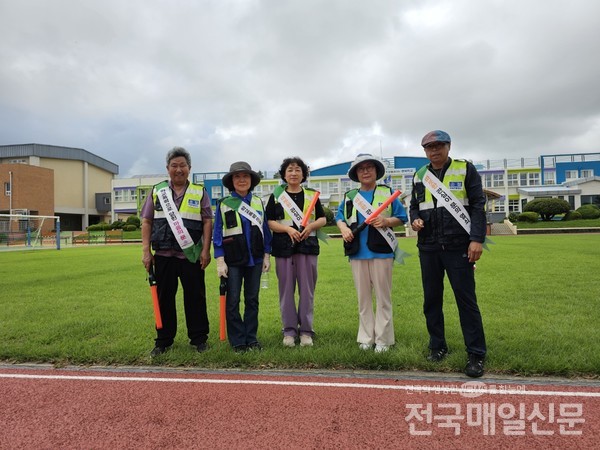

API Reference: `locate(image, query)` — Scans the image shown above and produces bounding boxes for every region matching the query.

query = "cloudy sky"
[2,0,599,177]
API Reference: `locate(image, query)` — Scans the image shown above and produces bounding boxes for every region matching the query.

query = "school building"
[113,153,600,224]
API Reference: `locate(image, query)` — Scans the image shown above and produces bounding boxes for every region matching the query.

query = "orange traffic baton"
[148,265,163,329]
[219,276,227,341]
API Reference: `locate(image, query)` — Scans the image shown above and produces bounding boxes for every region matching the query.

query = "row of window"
[113,170,596,205]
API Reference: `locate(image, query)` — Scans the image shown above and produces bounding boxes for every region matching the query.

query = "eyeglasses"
[356,164,376,172]
[424,143,447,151]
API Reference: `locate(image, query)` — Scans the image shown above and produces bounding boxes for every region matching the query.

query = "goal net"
[0,212,61,250]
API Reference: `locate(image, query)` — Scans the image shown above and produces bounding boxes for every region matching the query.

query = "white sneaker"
[299,335,313,347]
[374,344,390,353]
[359,343,372,351]
[283,336,296,347]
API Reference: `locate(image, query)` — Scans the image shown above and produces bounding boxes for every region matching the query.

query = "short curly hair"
[166,147,191,168]
[279,157,309,183]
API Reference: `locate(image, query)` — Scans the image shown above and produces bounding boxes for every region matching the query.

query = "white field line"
[1,373,600,398]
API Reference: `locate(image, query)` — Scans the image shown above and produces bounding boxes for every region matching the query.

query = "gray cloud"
[1,0,599,177]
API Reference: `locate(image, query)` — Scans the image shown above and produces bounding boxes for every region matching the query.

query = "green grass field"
[1,234,599,377]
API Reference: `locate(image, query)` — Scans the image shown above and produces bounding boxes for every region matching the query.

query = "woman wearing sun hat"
[213,161,272,352]
[336,154,407,353]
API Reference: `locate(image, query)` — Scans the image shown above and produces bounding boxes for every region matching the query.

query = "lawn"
[1,234,599,377]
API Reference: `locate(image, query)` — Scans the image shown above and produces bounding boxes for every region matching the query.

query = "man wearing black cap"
[410,131,487,377]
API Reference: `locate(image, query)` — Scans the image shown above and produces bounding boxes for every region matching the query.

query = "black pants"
[419,249,486,356]
[154,255,209,347]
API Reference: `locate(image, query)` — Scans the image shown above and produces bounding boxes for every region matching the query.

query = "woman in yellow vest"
[266,157,327,347]
[214,161,272,353]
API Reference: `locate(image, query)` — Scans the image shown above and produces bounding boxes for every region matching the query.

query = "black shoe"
[232,345,247,353]
[427,348,448,362]
[195,342,208,353]
[150,345,171,357]
[247,342,262,351]
[465,353,485,378]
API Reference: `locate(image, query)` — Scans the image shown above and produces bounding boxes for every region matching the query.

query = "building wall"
[0,164,55,233]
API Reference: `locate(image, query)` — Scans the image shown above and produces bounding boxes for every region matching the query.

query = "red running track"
[1,365,599,449]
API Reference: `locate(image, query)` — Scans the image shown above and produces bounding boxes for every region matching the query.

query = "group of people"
[141,130,488,378]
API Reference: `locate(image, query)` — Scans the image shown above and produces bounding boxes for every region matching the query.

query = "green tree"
[523,198,570,221]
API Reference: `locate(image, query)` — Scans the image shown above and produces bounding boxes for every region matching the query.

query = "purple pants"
[275,253,318,337]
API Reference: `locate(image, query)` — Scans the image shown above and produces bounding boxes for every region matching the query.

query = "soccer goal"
[0,212,61,250]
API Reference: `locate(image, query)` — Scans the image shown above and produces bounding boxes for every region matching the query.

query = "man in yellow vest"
[141,147,213,357]
[410,131,487,378]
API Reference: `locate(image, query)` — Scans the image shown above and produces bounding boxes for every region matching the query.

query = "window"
[482,174,492,188]
[508,200,520,212]
[544,172,556,185]
[404,176,413,192]
[138,188,150,204]
[565,170,578,180]
[529,173,540,186]
[581,169,594,178]
[493,202,505,212]
[328,181,339,194]
[211,186,223,200]
[581,195,600,207]
[492,174,504,187]
[114,190,123,202]
[520,173,528,186]
[4,182,10,196]
[507,174,519,187]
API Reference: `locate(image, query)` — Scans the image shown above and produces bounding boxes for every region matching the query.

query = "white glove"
[262,254,271,273]
[216,256,228,278]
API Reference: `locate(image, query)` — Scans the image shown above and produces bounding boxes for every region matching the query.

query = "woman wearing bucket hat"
[335,154,407,353]
[213,161,272,352]
[265,157,327,348]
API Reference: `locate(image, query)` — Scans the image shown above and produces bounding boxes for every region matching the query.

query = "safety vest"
[219,194,265,266]
[274,187,318,236]
[150,181,204,252]
[343,185,393,224]
[414,160,469,211]
[219,195,265,237]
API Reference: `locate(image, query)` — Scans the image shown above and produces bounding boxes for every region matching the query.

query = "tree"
[523,198,570,221]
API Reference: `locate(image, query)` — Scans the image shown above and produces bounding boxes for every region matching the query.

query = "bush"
[508,212,519,223]
[86,223,105,231]
[523,198,570,221]
[123,224,137,231]
[110,220,126,230]
[562,210,582,221]
[125,215,141,228]
[518,211,539,223]
[576,204,600,219]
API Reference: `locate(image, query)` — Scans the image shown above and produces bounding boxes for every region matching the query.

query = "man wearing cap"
[336,154,407,353]
[410,130,487,377]
[141,146,213,357]
[213,161,272,352]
